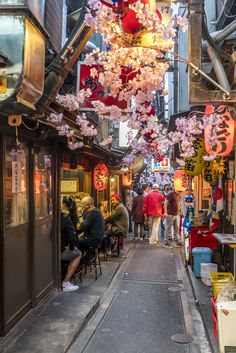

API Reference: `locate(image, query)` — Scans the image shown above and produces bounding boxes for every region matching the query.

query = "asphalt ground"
[69,241,212,353]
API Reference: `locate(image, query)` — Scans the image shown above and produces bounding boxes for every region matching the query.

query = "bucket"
[192,247,212,277]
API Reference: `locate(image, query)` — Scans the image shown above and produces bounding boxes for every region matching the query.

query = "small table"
[212,233,236,279]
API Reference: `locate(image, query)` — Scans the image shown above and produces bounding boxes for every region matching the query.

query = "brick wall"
[45,0,64,52]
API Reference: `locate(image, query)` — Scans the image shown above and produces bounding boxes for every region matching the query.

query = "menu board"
[61,179,78,193]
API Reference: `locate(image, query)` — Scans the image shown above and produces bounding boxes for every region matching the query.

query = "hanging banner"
[183,137,206,176]
[77,63,137,111]
[122,171,132,187]
[94,164,108,191]
[12,161,22,193]
[204,105,235,157]
[203,160,219,186]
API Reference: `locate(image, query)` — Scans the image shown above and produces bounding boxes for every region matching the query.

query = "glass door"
[33,147,54,304]
[4,137,31,333]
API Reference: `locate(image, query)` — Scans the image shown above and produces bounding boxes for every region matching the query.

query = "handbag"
[144,223,149,232]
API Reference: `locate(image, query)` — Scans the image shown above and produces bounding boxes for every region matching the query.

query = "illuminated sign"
[152,158,171,173]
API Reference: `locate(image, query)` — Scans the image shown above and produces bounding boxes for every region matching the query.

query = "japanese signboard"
[122,171,132,187]
[203,160,219,186]
[152,158,171,173]
[61,179,78,193]
[12,161,22,193]
[77,63,135,111]
[204,105,235,157]
[94,164,108,191]
[184,137,206,176]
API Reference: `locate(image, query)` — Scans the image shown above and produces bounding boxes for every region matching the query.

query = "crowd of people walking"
[60,183,182,292]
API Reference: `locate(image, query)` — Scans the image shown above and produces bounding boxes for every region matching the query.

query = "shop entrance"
[0,139,55,335]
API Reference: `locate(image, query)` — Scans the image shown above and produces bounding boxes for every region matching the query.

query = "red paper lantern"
[174,170,188,192]
[94,164,108,191]
[120,0,162,34]
[204,105,235,157]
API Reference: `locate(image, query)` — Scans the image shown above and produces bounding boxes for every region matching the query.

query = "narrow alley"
[1,239,212,353]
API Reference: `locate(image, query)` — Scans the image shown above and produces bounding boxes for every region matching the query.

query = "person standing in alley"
[124,186,137,233]
[160,184,171,239]
[131,188,145,240]
[163,186,181,247]
[142,183,164,245]
[143,183,151,197]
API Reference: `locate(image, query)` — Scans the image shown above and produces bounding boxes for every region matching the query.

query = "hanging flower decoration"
[49,0,190,162]
[99,135,113,146]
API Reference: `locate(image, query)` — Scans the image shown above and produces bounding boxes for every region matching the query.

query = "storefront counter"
[212,233,236,279]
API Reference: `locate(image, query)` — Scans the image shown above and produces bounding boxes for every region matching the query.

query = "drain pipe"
[212,19,236,44]
[207,45,231,92]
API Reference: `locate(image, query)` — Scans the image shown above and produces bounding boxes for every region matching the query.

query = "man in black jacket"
[61,210,81,292]
[77,196,105,252]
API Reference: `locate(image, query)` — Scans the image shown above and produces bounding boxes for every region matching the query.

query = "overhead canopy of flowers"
[49,0,227,169]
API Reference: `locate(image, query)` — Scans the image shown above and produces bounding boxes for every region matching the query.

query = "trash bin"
[192,247,212,277]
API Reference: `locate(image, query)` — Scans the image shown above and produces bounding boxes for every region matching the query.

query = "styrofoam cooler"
[201,263,218,286]
[192,247,212,277]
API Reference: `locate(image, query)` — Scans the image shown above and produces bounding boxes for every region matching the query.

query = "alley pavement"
[1,238,213,353]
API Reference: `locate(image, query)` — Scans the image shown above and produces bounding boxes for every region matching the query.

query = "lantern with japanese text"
[122,171,132,186]
[174,170,188,192]
[183,137,206,176]
[94,164,108,191]
[203,160,219,186]
[204,105,235,157]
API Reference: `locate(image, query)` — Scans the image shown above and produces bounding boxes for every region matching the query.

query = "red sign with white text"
[77,63,137,111]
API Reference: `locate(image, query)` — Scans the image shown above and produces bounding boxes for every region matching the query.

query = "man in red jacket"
[142,183,165,245]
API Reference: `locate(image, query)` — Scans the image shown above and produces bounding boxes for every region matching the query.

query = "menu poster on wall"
[12,161,22,193]
[61,179,78,193]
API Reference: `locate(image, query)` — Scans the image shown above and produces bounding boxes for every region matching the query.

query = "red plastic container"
[189,226,218,251]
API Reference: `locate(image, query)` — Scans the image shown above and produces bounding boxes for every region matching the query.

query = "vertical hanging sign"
[12,161,22,193]
[94,164,108,191]
[204,105,235,157]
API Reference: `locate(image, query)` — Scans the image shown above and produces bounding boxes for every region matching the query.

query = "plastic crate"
[209,272,235,298]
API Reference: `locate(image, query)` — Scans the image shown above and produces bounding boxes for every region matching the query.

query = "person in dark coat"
[61,197,81,292]
[131,188,145,240]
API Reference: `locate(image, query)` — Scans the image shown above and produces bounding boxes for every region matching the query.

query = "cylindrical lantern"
[174,170,188,192]
[94,164,108,191]
[183,137,206,176]
[204,105,235,157]
[203,160,219,186]
[122,171,132,186]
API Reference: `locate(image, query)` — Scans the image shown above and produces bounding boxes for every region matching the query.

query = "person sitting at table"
[105,194,129,256]
[62,195,79,230]
[61,199,81,292]
[77,196,105,253]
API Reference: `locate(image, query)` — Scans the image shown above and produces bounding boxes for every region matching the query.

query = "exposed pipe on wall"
[207,45,231,92]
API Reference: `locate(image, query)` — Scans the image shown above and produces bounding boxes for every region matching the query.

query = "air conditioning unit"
[217,301,236,353]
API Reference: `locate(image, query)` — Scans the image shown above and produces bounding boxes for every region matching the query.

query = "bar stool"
[84,247,102,280]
